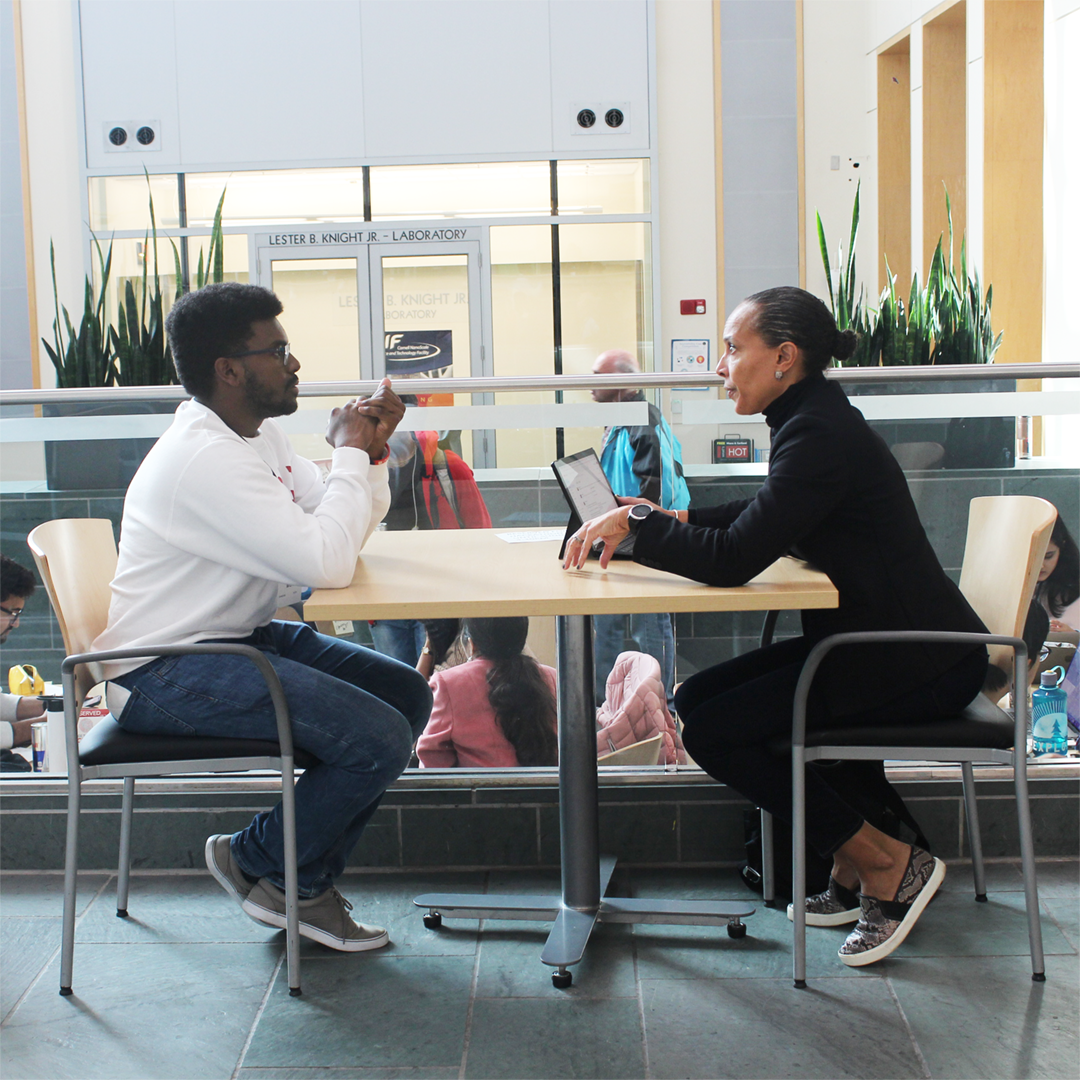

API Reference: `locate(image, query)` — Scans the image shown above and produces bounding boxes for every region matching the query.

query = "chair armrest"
[60,643,293,760]
[791,630,1027,754]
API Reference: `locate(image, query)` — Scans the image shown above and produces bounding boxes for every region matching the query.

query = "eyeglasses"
[225,343,291,366]
[0,605,24,622]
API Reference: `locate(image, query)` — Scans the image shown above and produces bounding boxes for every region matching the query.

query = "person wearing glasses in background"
[1,555,46,762]
[93,283,432,953]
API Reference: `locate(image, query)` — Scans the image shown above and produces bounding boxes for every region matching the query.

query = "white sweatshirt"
[93,399,390,678]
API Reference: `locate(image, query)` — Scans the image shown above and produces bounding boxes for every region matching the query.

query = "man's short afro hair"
[165,282,283,399]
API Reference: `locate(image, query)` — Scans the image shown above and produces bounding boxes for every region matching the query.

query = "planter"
[847,377,1016,470]
[44,400,176,492]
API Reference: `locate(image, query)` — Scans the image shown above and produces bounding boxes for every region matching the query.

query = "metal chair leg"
[1012,753,1046,980]
[760,809,776,905]
[960,762,987,902]
[792,749,808,989]
[281,755,301,996]
[116,777,135,916]
[59,772,81,996]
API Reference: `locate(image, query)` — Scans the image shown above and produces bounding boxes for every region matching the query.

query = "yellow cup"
[8,664,44,696]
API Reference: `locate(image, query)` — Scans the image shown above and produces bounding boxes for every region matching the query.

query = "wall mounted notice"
[671,339,710,388]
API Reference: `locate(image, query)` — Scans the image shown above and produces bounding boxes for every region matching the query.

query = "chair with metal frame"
[28,518,308,997]
[758,495,1057,987]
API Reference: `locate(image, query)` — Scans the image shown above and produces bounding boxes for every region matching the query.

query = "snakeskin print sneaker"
[838,847,945,967]
[786,877,861,926]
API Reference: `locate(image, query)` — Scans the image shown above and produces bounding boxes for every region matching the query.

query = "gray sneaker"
[839,847,945,967]
[242,879,390,953]
[786,877,860,926]
[205,834,276,927]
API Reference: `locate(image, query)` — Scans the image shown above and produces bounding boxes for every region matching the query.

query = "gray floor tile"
[642,975,924,1079]
[339,871,484,956]
[632,901,870,982]
[237,1071,460,1079]
[464,997,645,1079]
[1043,896,1079,951]
[891,889,1075,958]
[0,872,110,918]
[475,919,636,998]
[0,917,60,1019]
[244,956,473,1069]
[1030,859,1080,898]
[74,873,282,943]
[889,953,1080,1079]
[0,943,279,1080]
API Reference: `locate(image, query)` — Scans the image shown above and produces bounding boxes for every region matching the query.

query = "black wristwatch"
[626,503,655,533]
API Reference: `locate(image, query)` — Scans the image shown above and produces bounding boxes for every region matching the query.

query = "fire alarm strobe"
[680,299,707,315]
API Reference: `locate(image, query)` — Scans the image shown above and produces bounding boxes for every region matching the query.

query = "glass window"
[490,225,556,468]
[558,222,652,457]
[95,236,183,345]
[556,159,650,216]
[186,233,250,288]
[88,174,181,231]
[185,169,366,226]
[370,162,551,220]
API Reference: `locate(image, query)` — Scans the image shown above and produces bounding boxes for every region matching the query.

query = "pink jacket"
[596,651,686,765]
[417,657,558,768]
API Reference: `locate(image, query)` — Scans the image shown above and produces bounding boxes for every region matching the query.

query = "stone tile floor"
[0,860,1076,1079]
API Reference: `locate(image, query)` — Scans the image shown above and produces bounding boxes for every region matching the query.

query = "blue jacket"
[600,395,690,511]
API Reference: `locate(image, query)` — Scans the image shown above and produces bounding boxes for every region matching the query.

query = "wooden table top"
[304,527,838,621]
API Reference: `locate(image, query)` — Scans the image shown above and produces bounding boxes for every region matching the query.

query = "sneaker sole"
[204,836,275,928]
[786,904,860,927]
[838,857,946,967]
[241,897,390,953]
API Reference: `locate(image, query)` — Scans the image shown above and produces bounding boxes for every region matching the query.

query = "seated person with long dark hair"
[416,617,558,768]
[1035,513,1079,632]
[563,286,988,968]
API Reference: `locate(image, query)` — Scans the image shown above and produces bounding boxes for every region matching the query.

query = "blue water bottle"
[1031,669,1068,755]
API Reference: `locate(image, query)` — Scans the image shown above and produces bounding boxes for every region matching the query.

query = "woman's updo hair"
[742,286,858,372]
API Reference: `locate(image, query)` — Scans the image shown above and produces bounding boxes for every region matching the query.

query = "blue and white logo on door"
[384,330,453,375]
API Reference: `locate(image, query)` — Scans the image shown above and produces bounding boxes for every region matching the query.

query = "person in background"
[416,617,558,768]
[370,411,491,665]
[981,602,1050,704]
[590,349,690,710]
[1035,514,1079,632]
[1,555,45,754]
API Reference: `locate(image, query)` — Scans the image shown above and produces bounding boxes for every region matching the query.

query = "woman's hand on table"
[562,506,633,570]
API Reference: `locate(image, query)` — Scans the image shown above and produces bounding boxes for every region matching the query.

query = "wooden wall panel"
[877,39,911,293]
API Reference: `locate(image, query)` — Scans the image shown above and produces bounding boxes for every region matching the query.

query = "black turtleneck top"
[632,372,986,715]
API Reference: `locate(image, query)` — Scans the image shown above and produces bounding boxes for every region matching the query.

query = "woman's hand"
[562,506,633,571]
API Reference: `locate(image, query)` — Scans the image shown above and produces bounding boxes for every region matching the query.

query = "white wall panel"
[360,0,552,158]
[80,0,182,169]
[173,0,364,167]
[550,0,650,153]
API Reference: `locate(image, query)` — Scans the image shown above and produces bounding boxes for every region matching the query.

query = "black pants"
[676,637,988,858]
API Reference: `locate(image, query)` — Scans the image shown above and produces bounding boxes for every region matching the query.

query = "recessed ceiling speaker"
[576,108,596,129]
[605,108,624,129]
[103,121,161,153]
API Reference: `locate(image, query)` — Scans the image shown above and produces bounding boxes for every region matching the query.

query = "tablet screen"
[552,449,620,522]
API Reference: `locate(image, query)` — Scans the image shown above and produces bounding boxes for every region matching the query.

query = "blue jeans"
[593,612,676,710]
[369,619,427,667]
[113,621,432,896]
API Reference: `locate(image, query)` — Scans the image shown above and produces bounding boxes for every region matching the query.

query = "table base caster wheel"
[423,912,442,930]
[727,921,747,939]
[551,969,573,989]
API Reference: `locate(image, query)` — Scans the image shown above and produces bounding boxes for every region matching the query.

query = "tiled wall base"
[2,775,1076,872]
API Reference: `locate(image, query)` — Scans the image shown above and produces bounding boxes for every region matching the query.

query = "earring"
[774,370,784,381]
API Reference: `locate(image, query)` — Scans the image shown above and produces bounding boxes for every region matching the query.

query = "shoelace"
[328,886,353,913]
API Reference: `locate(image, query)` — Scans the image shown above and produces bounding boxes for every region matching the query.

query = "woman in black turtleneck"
[563,286,988,968]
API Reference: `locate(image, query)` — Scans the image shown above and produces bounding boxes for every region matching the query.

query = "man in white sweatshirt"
[1,555,46,755]
[94,282,432,952]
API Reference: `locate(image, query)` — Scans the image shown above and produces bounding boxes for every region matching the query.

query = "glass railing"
[1,364,1077,781]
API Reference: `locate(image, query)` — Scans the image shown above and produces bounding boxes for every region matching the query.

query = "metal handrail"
[1,362,1077,407]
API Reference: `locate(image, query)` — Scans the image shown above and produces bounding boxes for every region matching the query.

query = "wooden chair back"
[958,496,1057,671]
[598,732,663,766]
[27,519,118,702]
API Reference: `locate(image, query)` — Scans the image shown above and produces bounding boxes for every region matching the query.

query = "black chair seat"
[79,717,318,769]
[770,694,1015,754]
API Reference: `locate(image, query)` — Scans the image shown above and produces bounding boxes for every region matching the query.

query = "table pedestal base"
[413,856,755,988]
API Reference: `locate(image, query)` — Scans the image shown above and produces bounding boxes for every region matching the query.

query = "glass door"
[368,242,485,464]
